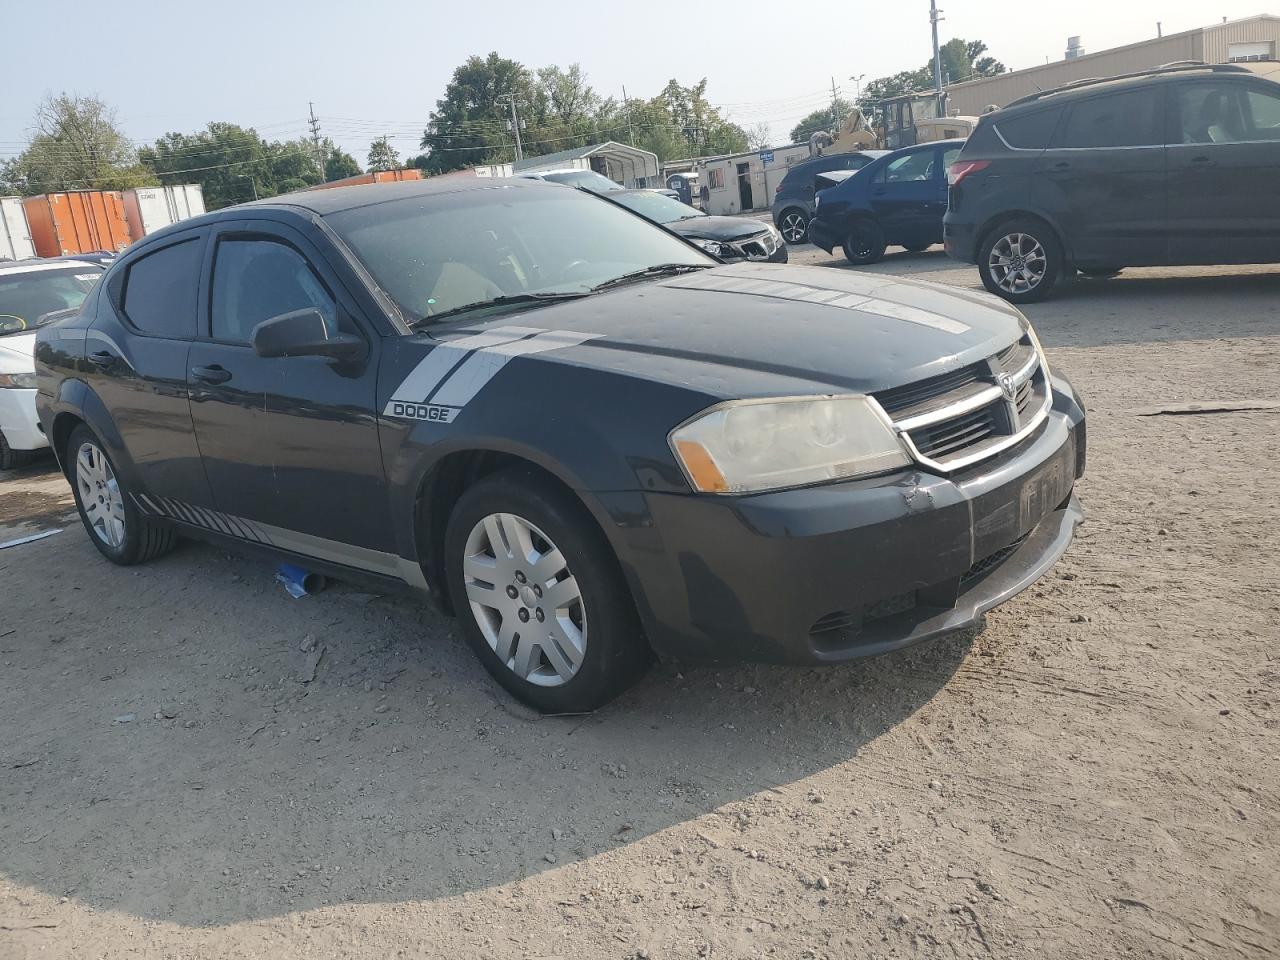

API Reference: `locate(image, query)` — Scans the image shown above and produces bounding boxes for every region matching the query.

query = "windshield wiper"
[591,263,712,292]
[411,291,590,327]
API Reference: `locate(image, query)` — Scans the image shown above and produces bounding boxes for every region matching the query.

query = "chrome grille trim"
[871,335,1053,473]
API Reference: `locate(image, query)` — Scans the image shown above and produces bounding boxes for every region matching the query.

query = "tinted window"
[941,146,963,172]
[122,239,201,338]
[996,108,1063,149]
[1244,87,1280,139]
[610,191,704,225]
[0,266,102,336]
[211,239,337,343]
[1060,89,1162,148]
[1174,83,1248,143]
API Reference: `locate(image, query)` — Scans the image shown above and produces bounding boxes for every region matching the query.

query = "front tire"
[777,209,810,244]
[67,425,177,565]
[979,218,1063,303]
[842,220,887,265]
[0,431,31,471]
[444,467,650,712]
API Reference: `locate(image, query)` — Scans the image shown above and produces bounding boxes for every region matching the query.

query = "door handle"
[191,364,232,384]
[1051,160,1071,170]
[1190,155,1217,167]
[87,350,116,367]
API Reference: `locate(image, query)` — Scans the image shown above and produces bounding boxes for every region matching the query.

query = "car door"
[85,229,216,506]
[1037,85,1167,266]
[1166,79,1280,264]
[868,148,937,243]
[186,218,394,558]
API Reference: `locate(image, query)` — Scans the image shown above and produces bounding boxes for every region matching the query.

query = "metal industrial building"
[946,14,1280,114]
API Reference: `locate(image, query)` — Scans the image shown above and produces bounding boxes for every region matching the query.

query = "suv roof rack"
[1005,62,1250,109]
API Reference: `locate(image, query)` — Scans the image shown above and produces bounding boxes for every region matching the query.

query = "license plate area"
[969,432,1075,561]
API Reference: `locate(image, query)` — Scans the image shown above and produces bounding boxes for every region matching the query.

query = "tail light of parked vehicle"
[947,160,990,186]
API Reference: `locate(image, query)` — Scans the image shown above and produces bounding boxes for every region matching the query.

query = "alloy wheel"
[462,512,586,687]
[779,212,808,243]
[988,232,1048,294]
[76,441,126,549]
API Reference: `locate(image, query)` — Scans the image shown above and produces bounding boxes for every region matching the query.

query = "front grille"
[872,334,1050,472]
[809,590,918,649]
[737,231,779,259]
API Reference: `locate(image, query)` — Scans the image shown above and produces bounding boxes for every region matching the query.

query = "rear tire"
[66,425,177,565]
[777,209,810,244]
[978,217,1063,304]
[0,431,32,471]
[444,466,650,713]
[842,220,887,265]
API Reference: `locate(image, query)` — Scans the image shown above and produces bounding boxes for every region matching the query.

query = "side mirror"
[251,308,366,362]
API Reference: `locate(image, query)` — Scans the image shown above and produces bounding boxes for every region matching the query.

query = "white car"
[0,259,104,468]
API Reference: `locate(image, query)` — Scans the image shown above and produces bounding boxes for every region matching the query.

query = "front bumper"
[0,387,48,452]
[603,376,1086,664]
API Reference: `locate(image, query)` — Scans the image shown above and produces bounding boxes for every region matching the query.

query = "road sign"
[759,149,774,164]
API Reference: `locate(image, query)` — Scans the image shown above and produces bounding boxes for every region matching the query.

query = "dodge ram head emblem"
[997,372,1018,401]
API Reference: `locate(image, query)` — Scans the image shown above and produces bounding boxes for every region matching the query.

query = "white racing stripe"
[386,326,601,422]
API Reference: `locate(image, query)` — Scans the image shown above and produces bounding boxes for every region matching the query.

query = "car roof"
[1001,63,1256,113]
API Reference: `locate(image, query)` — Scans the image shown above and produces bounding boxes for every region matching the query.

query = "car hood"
[0,332,37,373]
[429,263,1027,399]
[667,216,768,242]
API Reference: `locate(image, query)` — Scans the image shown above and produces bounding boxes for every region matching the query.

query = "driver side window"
[211,238,338,344]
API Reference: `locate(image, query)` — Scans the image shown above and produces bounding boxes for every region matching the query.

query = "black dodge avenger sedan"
[608,189,788,263]
[35,177,1085,712]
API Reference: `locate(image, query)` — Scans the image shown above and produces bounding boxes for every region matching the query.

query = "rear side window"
[995,108,1063,149]
[121,239,201,338]
[1244,86,1280,139]
[1059,89,1163,148]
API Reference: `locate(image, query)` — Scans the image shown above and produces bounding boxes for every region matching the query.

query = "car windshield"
[325,185,713,326]
[611,191,706,224]
[0,265,103,337]
[538,170,623,192]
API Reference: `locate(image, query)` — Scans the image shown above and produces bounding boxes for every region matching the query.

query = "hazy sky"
[0,1,1268,169]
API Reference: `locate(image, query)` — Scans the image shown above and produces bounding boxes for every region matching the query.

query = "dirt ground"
[1,251,1277,960]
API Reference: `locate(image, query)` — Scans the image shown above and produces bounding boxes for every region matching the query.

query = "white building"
[694,143,812,215]
[474,141,660,189]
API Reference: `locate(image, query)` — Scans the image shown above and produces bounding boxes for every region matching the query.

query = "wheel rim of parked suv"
[780,212,808,243]
[463,512,587,687]
[988,232,1047,294]
[76,441,126,549]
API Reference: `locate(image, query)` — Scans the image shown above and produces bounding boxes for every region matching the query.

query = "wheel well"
[50,413,85,477]
[976,211,1062,256]
[416,450,585,614]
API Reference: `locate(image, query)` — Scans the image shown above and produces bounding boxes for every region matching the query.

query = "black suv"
[944,64,1280,302]
[771,151,886,243]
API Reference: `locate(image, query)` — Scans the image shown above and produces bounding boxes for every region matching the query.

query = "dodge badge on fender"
[35,177,1086,712]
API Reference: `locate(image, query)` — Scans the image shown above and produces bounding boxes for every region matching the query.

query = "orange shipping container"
[22,191,132,258]
[306,169,423,191]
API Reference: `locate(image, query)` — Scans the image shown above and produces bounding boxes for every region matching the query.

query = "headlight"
[693,238,726,257]
[669,395,911,494]
[0,372,36,389]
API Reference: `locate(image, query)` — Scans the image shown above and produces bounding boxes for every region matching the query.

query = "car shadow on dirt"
[0,533,975,927]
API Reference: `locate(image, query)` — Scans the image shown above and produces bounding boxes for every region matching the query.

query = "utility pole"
[830,76,842,127]
[621,86,635,146]
[499,94,524,162]
[929,0,944,95]
[308,101,326,181]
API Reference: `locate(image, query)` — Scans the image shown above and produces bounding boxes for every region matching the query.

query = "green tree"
[366,136,401,172]
[415,52,534,174]
[324,142,361,181]
[141,123,332,209]
[857,37,1006,117]
[789,97,853,143]
[0,94,157,195]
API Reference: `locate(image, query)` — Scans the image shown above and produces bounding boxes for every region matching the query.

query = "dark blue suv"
[808,140,965,264]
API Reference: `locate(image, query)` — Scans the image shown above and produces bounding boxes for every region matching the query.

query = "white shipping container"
[0,196,36,261]
[122,184,206,241]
